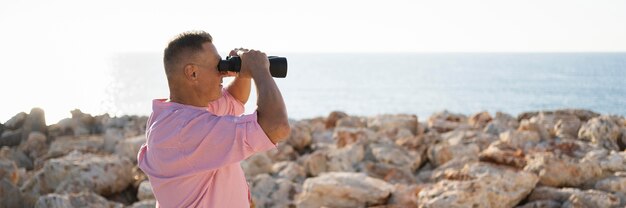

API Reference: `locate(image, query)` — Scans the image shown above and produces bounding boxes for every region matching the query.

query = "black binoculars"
[218,56,288,78]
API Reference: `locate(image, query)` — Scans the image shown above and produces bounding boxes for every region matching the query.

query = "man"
[137,31,290,208]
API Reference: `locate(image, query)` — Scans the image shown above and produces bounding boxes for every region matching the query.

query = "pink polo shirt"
[137,89,276,208]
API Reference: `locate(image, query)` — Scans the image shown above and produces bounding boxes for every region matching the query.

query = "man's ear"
[183,64,198,81]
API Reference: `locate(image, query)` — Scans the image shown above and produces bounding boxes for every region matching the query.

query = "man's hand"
[237,49,270,80]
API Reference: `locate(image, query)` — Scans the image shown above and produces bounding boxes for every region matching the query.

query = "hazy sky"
[1,0,625,123]
[2,0,625,54]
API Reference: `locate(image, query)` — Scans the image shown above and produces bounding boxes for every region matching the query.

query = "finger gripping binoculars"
[218,56,288,78]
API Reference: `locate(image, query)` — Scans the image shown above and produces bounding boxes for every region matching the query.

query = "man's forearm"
[254,74,289,143]
[227,77,251,104]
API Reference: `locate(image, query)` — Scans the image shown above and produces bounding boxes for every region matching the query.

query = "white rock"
[499,130,541,149]
[528,186,620,208]
[103,128,124,153]
[370,142,422,171]
[524,152,603,187]
[428,111,469,133]
[296,172,393,208]
[137,180,154,201]
[35,192,123,208]
[326,143,365,172]
[427,142,479,167]
[578,115,622,150]
[367,114,418,135]
[18,132,48,160]
[271,161,305,182]
[303,150,328,177]
[469,111,492,129]
[250,174,301,208]
[286,122,312,151]
[333,127,376,148]
[129,200,156,208]
[483,112,519,136]
[241,153,273,178]
[418,162,539,208]
[23,151,133,196]
[114,135,145,163]
[47,136,103,157]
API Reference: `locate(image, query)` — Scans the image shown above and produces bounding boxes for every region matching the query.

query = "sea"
[105,52,626,121]
[2,53,625,124]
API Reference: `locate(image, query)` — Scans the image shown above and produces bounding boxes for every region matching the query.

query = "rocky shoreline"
[1,108,625,207]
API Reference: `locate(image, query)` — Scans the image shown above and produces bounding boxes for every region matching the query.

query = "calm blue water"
[108,53,626,120]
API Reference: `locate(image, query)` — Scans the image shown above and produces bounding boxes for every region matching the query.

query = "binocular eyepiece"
[218,56,288,78]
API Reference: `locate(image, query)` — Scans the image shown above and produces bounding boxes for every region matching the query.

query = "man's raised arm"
[238,49,290,143]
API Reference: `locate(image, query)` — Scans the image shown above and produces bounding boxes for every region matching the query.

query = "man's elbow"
[269,122,291,144]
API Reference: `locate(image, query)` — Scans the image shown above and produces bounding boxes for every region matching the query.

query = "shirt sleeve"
[177,111,276,172]
[206,89,245,116]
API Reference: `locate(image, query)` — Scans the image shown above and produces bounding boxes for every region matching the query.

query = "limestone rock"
[367,114,418,135]
[599,151,626,173]
[336,116,367,128]
[515,200,561,208]
[129,200,156,208]
[524,152,603,187]
[35,192,124,208]
[469,111,492,129]
[137,180,154,201]
[554,115,582,139]
[21,108,47,140]
[102,115,148,138]
[528,186,620,208]
[0,178,23,208]
[0,146,32,170]
[579,115,622,150]
[386,184,423,208]
[484,112,519,136]
[595,174,626,196]
[266,142,298,162]
[311,130,334,146]
[499,130,541,149]
[0,129,23,147]
[54,109,97,137]
[428,111,468,133]
[479,141,527,168]
[525,111,573,138]
[429,156,479,182]
[241,152,273,178]
[18,132,48,161]
[326,143,365,172]
[363,161,416,184]
[417,162,539,208]
[250,174,301,208]
[333,127,376,148]
[103,128,124,153]
[517,109,598,123]
[47,135,103,157]
[441,129,498,151]
[302,150,328,177]
[0,158,19,184]
[296,172,393,208]
[370,142,422,171]
[271,161,305,182]
[114,135,145,163]
[518,119,551,141]
[23,151,133,196]
[3,112,27,130]
[427,142,479,167]
[326,111,348,128]
[286,121,312,152]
